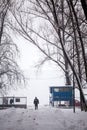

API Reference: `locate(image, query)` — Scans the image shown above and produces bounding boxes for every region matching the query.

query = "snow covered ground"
[0,106,87,130]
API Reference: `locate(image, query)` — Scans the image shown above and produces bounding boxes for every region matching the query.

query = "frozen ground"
[0,106,87,130]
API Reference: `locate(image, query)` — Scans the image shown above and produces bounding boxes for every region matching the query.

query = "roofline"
[49,86,73,88]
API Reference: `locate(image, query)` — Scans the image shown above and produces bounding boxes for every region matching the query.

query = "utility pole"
[73,41,75,113]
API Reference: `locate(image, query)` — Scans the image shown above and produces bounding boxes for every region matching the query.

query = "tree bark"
[80,0,87,20]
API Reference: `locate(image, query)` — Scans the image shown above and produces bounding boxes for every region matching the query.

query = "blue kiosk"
[49,86,73,106]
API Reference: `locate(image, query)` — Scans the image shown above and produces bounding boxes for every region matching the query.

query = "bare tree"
[10,0,72,85]
[0,0,25,94]
[10,0,87,110]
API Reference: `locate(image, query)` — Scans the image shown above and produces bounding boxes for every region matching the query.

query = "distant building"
[49,86,73,107]
[0,96,27,109]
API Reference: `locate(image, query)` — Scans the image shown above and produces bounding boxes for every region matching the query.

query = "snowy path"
[0,106,87,130]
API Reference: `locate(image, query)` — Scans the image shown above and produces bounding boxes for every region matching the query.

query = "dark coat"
[34,98,39,105]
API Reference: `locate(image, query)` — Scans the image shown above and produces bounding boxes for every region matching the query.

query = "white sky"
[7,36,87,106]
[8,36,65,105]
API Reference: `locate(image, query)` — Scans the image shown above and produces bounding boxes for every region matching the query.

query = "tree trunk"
[80,0,87,20]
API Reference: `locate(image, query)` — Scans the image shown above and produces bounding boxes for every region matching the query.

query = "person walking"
[33,97,39,110]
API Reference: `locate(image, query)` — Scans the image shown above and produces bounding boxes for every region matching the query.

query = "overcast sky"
[7,36,65,105]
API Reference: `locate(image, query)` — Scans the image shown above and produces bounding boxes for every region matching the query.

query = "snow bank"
[0,106,87,130]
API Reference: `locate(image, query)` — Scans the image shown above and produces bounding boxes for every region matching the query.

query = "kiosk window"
[15,98,20,102]
[54,88,59,92]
